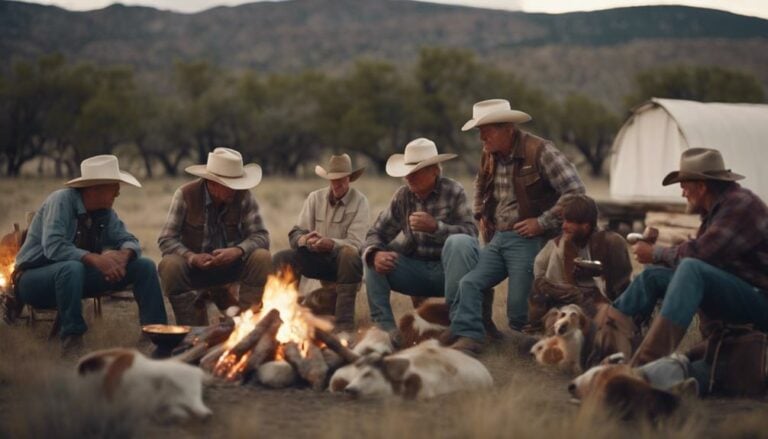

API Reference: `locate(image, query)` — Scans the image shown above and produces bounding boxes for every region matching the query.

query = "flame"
[0,272,6,289]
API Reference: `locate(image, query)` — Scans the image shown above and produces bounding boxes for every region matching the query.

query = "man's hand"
[409,212,438,233]
[632,241,654,264]
[513,218,543,238]
[82,253,126,283]
[373,251,398,274]
[299,231,321,248]
[211,247,244,267]
[311,238,335,253]
[102,249,133,269]
[187,252,215,270]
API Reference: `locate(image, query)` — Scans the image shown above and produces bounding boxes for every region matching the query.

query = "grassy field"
[0,176,766,439]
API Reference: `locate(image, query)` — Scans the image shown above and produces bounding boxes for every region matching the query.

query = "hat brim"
[662,170,745,186]
[65,171,142,188]
[185,163,262,190]
[314,166,365,182]
[461,109,532,131]
[385,153,457,178]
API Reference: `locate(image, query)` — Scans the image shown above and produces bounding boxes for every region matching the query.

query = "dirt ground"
[1,176,767,438]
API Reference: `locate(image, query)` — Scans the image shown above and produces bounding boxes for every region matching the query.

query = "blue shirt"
[15,188,141,270]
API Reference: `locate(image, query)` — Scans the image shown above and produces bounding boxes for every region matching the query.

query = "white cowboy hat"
[65,155,141,188]
[185,147,262,190]
[662,148,744,186]
[385,138,457,178]
[461,99,532,131]
[315,154,365,181]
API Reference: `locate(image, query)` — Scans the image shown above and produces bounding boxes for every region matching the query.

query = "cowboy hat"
[662,148,744,186]
[185,147,262,190]
[65,155,141,188]
[385,138,457,178]
[315,154,365,181]
[461,99,532,131]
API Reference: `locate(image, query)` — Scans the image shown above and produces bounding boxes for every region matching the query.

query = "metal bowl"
[141,324,191,350]
[573,258,603,270]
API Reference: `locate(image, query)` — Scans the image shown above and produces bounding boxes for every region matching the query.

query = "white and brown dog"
[329,339,493,399]
[77,348,212,421]
[531,304,589,374]
[398,299,450,347]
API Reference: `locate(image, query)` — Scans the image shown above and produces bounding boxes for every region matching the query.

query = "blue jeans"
[450,231,543,340]
[17,257,168,337]
[614,258,768,331]
[365,234,479,331]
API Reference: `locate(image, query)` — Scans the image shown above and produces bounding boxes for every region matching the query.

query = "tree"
[559,94,620,176]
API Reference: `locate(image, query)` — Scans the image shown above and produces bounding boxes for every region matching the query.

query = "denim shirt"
[15,188,141,270]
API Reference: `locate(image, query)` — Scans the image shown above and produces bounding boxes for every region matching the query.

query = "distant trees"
[0,54,765,178]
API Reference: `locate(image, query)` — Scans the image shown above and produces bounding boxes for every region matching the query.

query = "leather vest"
[180,179,245,253]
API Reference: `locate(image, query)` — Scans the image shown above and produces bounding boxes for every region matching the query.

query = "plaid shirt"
[158,185,269,258]
[364,177,477,262]
[654,184,768,291]
[491,142,585,231]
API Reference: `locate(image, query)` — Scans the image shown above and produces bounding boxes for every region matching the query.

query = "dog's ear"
[401,373,423,400]
[602,374,680,420]
[103,352,135,400]
[77,355,106,376]
[578,312,589,333]
[417,302,451,326]
[543,308,560,335]
[382,357,410,382]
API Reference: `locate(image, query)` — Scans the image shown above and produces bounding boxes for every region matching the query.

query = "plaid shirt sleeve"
[364,187,405,263]
[434,182,478,239]
[236,191,270,257]
[654,189,760,267]
[157,188,190,257]
[537,143,586,230]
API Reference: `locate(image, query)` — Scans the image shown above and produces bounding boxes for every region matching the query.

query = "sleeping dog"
[77,348,212,421]
[398,299,450,347]
[531,304,589,374]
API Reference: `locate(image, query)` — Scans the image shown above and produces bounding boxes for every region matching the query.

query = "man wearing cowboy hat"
[446,99,585,353]
[612,147,768,366]
[14,155,168,353]
[364,138,478,342]
[273,154,369,332]
[158,147,272,325]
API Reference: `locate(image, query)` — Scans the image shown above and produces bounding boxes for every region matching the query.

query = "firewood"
[321,348,344,371]
[314,328,359,364]
[230,309,282,357]
[173,321,234,364]
[200,344,228,372]
[174,343,209,364]
[241,315,282,381]
[284,342,329,391]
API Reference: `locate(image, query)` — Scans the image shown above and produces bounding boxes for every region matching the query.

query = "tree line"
[1,48,764,178]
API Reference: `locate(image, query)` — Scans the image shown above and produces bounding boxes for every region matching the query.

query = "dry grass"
[1,176,767,438]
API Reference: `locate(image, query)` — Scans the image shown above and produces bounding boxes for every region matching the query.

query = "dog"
[351,326,395,356]
[398,299,450,347]
[329,339,493,399]
[569,353,697,420]
[77,348,212,421]
[531,305,589,374]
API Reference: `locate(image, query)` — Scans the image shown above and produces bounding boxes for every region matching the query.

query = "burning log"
[200,344,228,372]
[230,309,282,358]
[241,314,282,381]
[257,360,297,388]
[284,342,329,391]
[315,328,359,364]
[173,320,235,364]
[321,348,344,371]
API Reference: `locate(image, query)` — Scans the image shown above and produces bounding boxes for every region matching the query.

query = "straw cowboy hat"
[461,99,532,131]
[315,154,365,181]
[66,155,141,188]
[662,148,744,186]
[385,138,457,178]
[185,147,262,190]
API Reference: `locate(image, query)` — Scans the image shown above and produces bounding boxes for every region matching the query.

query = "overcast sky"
[20,0,768,19]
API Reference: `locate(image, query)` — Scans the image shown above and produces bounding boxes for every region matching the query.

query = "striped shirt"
[364,177,477,262]
[158,185,269,258]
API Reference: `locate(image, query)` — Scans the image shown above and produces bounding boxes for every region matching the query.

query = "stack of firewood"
[173,309,358,390]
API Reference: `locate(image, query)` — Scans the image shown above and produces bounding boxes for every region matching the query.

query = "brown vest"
[477,130,559,237]
[180,179,245,253]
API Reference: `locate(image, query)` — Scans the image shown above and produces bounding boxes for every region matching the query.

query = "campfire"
[0,224,21,292]
[174,269,358,390]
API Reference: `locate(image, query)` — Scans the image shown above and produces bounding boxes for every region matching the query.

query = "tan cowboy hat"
[185,147,262,190]
[65,155,141,188]
[461,99,532,131]
[385,138,457,178]
[315,154,365,181]
[662,148,744,186]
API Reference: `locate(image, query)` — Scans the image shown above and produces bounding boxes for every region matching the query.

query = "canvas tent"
[609,98,768,204]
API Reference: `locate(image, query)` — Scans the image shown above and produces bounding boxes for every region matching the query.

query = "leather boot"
[168,290,208,326]
[334,283,359,332]
[630,316,687,367]
[482,288,504,340]
[238,283,264,312]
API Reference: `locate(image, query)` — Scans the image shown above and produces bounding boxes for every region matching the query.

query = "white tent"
[609,98,768,204]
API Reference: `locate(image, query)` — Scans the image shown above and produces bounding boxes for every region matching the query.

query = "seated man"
[158,148,272,325]
[273,154,369,332]
[14,155,167,352]
[364,138,478,341]
[613,148,768,366]
[527,194,632,330]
